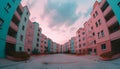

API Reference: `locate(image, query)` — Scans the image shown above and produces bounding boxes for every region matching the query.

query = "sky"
[21,0,101,44]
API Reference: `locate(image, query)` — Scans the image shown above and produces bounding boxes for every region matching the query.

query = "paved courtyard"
[0,54,120,69]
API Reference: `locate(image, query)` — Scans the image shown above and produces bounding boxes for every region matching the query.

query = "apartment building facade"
[48,38,52,53]
[76,28,87,54]
[25,20,34,54]
[40,34,48,54]
[15,6,30,52]
[0,0,21,58]
[84,18,97,55]
[74,0,120,55]
[32,22,41,53]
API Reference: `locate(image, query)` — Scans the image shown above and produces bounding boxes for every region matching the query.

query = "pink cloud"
[21,0,97,44]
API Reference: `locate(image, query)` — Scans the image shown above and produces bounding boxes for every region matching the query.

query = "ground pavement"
[0,54,120,69]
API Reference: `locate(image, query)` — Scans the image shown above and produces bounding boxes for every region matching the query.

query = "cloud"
[42,0,81,28]
[21,0,99,44]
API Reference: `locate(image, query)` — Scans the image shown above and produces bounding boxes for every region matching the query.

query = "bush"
[7,51,30,60]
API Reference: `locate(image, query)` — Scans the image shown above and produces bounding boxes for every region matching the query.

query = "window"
[82,32,85,35]
[94,40,96,44]
[36,43,39,47]
[79,44,81,48]
[37,38,39,41]
[24,17,27,22]
[95,19,101,27]
[118,2,120,7]
[101,30,104,37]
[78,35,80,37]
[94,49,96,53]
[27,11,29,15]
[91,27,93,30]
[22,25,25,30]
[27,49,30,52]
[37,33,39,36]
[101,44,106,50]
[0,18,4,29]
[98,32,100,39]
[20,35,23,41]
[5,3,11,13]
[95,11,98,16]
[44,42,46,44]
[93,32,95,36]
[38,29,41,31]
[93,14,95,18]
[95,22,98,27]
[79,39,81,42]
[83,43,86,46]
[19,47,22,51]
[98,19,101,25]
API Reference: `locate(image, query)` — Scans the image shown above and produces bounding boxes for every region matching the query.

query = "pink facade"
[56,44,61,53]
[25,20,34,54]
[40,34,48,54]
[75,0,120,56]
[84,18,97,55]
[64,0,120,56]
[76,28,87,54]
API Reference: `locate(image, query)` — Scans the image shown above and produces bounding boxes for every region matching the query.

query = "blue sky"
[21,0,101,44]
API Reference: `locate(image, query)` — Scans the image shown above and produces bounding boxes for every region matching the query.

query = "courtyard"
[0,54,120,69]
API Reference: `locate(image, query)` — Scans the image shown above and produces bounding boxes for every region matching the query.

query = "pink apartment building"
[98,0,120,54]
[84,18,97,55]
[40,34,48,54]
[76,0,120,56]
[90,1,111,55]
[25,20,34,54]
[56,44,61,53]
[76,28,87,54]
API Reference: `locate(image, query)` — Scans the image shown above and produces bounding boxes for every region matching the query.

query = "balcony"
[108,21,119,34]
[99,0,106,8]
[15,11,21,21]
[100,0,109,12]
[7,27,17,38]
[103,6,111,17]
[17,6,23,16]
[107,16,117,27]
[10,21,18,32]
[12,13,20,27]
[6,35,16,44]
[110,30,120,41]
[104,10,115,22]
